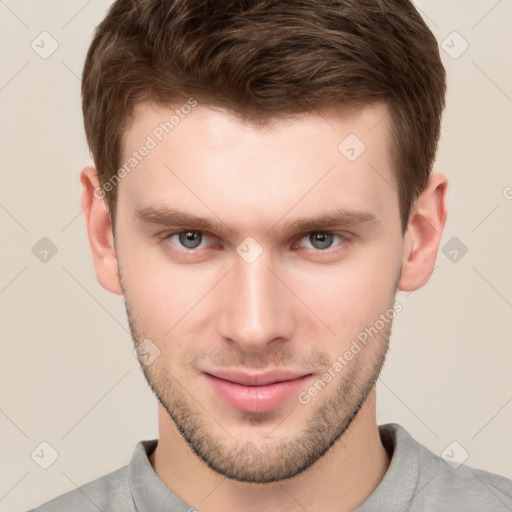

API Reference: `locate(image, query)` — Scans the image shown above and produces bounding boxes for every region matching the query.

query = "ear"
[80,166,123,295]
[398,172,448,291]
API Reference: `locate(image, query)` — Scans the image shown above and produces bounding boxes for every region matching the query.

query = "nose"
[218,250,296,352]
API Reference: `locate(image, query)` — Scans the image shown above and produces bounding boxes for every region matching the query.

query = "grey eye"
[178,231,203,249]
[306,232,336,250]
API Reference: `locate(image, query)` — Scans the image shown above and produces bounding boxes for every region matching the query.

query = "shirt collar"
[355,423,422,511]
[128,423,422,511]
[128,439,193,512]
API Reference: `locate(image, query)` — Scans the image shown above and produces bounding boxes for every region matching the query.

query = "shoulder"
[416,442,512,509]
[26,465,133,512]
[381,423,512,511]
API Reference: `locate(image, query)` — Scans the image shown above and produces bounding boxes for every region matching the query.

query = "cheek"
[293,244,400,342]
[120,244,218,337]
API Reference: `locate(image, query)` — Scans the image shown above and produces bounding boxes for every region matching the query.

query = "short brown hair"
[82,0,446,232]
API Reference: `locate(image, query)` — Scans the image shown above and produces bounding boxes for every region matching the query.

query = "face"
[114,101,404,483]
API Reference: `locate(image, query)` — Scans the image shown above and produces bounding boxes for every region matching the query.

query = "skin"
[81,100,447,512]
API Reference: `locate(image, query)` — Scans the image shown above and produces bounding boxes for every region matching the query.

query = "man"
[29,0,512,510]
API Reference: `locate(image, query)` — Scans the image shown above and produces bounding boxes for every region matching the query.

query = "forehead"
[125,99,390,149]
[117,100,398,235]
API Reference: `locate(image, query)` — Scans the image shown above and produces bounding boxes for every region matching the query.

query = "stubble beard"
[124,296,393,483]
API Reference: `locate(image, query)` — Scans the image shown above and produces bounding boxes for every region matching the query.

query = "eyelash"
[159,230,351,255]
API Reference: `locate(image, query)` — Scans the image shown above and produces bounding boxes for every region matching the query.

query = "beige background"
[1,1,511,510]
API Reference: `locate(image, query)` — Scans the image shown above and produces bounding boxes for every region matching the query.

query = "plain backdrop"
[1,1,511,510]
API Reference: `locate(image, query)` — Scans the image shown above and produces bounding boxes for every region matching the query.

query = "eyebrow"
[134,205,377,237]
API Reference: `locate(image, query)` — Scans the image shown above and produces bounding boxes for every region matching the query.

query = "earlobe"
[80,166,123,295]
[398,172,448,291]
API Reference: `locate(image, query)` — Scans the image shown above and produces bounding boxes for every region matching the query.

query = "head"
[80,0,447,483]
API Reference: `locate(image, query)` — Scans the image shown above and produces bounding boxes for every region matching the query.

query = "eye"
[164,230,209,250]
[296,231,348,251]
[161,229,349,254]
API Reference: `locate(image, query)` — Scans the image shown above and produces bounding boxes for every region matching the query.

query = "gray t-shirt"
[27,423,512,511]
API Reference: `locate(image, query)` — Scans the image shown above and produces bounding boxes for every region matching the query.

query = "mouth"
[202,369,314,413]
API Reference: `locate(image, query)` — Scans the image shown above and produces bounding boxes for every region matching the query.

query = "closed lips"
[203,370,312,386]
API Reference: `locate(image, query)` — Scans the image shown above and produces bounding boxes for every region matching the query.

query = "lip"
[203,369,314,413]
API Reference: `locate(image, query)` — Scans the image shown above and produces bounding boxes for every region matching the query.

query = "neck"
[149,389,389,512]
